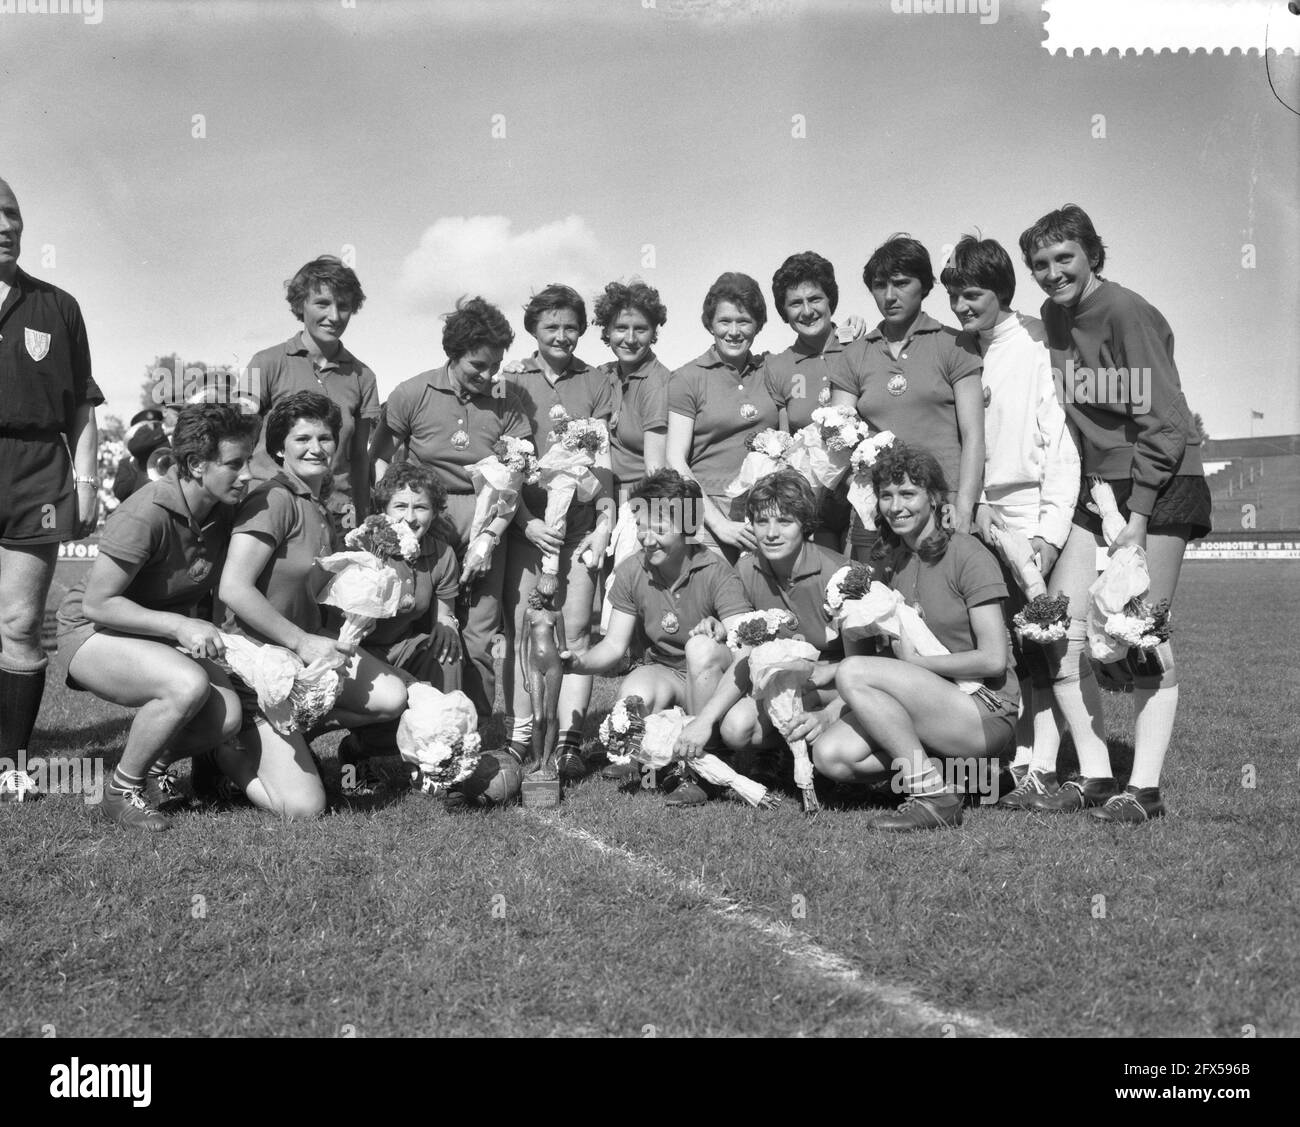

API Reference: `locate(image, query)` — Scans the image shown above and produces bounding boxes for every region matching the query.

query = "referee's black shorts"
[0,431,76,547]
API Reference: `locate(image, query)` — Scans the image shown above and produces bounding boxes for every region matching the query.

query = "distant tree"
[1193,412,1210,444]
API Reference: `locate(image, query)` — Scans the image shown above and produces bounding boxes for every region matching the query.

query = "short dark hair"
[1018,203,1107,273]
[372,461,447,516]
[442,296,515,362]
[701,272,767,332]
[745,470,818,537]
[863,234,934,296]
[592,280,668,345]
[171,403,253,479]
[628,468,704,537]
[939,235,1016,307]
[284,256,366,321]
[523,283,588,336]
[870,441,952,564]
[264,391,341,460]
[771,252,839,321]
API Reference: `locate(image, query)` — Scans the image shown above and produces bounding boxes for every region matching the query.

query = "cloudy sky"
[2,0,1296,438]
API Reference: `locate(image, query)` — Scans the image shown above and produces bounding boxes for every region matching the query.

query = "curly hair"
[701,272,767,332]
[523,283,588,336]
[1018,203,1107,274]
[771,251,839,321]
[371,460,448,516]
[263,391,341,460]
[869,442,952,564]
[745,470,818,538]
[284,256,366,321]
[939,234,1016,307]
[592,279,668,344]
[171,403,253,480]
[442,295,515,362]
[862,234,934,297]
[628,468,704,538]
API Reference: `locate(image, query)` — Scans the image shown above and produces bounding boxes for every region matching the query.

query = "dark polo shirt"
[0,267,101,432]
[667,346,781,494]
[735,540,847,657]
[827,312,981,489]
[57,470,232,634]
[247,333,379,496]
[608,545,752,672]
[382,364,531,493]
[762,329,849,432]
[605,352,671,488]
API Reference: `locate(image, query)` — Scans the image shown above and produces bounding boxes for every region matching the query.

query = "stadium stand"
[1201,435,1300,534]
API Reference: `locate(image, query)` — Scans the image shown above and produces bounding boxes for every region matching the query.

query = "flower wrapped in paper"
[1088,476,1128,546]
[638,707,779,809]
[845,430,896,532]
[789,406,873,491]
[986,524,1047,600]
[464,436,539,575]
[823,561,874,616]
[218,633,343,735]
[397,683,484,794]
[748,638,822,814]
[599,500,642,632]
[1013,593,1070,645]
[316,549,410,652]
[343,513,418,612]
[724,429,797,499]
[725,608,799,651]
[598,694,647,765]
[536,412,608,593]
[1086,544,1172,674]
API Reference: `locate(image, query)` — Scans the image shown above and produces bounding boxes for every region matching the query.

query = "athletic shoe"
[556,748,587,782]
[1089,785,1165,823]
[144,765,180,807]
[0,768,41,803]
[103,785,171,832]
[873,790,963,832]
[997,768,1059,810]
[1024,775,1117,813]
[664,780,710,807]
[600,760,638,780]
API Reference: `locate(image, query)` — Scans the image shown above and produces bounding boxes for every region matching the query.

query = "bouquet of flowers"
[823,561,875,617]
[748,638,822,814]
[598,694,648,765]
[1089,476,1128,546]
[985,523,1047,600]
[316,520,415,651]
[845,430,897,532]
[637,707,780,809]
[463,436,539,576]
[725,608,800,651]
[1086,544,1172,676]
[1013,593,1071,645]
[345,512,421,564]
[397,683,484,794]
[536,407,608,595]
[724,429,798,498]
[218,633,343,735]
[788,405,873,490]
[831,580,998,702]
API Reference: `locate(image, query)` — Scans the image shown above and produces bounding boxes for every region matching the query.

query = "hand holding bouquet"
[1086,544,1172,676]
[537,407,608,595]
[397,683,484,794]
[317,527,414,652]
[464,436,539,577]
[218,633,343,735]
[748,638,822,813]
[724,429,797,499]
[1013,593,1071,645]
[986,523,1048,600]
[643,707,780,809]
[1089,476,1127,547]
[845,430,896,532]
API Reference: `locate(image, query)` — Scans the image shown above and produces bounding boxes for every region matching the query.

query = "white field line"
[529,813,1021,1039]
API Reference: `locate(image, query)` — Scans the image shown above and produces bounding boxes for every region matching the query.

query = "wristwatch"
[73,475,99,488]
[482,527,501,545]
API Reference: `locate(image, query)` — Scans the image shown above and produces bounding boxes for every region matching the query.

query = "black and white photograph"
[1,0,1297,1082]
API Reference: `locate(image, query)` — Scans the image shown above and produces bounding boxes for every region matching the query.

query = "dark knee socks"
[0,655,48,755]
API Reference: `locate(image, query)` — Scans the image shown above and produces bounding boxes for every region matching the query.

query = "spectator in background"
[113,408,171,503]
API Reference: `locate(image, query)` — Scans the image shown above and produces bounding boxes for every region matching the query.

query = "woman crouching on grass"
[337,461,462,796]
[54,404,253,832]
[1016,204,1211,822]
[815,443,1019,831]
[717,470,863,786]
[216,391,407,819]
[560,469,755,808]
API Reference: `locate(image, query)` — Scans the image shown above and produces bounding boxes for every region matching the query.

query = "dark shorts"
[1073,474,1212,541]
[980,708,1017,759]
[0,433,74,546]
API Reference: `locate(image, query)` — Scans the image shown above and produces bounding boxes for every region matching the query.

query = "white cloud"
[395,215,608,333]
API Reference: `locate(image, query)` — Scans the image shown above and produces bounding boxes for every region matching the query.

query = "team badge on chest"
[450,430,470,450]
[188,557,213,583]
[25,329,51,362]
[660,611,680,635]
[887,372,908,397]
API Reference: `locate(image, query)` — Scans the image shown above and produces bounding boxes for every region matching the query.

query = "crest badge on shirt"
[887,372,907,397]
[25,329,51,362]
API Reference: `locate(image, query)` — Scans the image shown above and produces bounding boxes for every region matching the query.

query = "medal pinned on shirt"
[661,611,680,635]
[450,430,470,450]
[887,372,908,397]
[188,557,213,583]
[817,386,831,405]
[739,403,758,420]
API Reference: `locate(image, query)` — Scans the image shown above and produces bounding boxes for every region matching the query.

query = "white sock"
[1029,690,1063,775]
[1129,684,1178,789]
[509,716,533,745]
[902,756,947,795]
[1052,621,1112,778]
[1011,677,1033,769]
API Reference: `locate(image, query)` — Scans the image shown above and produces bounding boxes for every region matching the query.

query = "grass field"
[2,561,1297,1038]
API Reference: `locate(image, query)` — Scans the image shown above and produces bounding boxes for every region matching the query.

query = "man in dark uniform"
[0,177,101,780]
[113,408,170,503]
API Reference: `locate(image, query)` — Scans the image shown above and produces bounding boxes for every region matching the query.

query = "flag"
[1251,410,1264,419]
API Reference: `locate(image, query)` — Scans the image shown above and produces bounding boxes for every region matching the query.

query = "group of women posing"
[54,202,1210,832]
